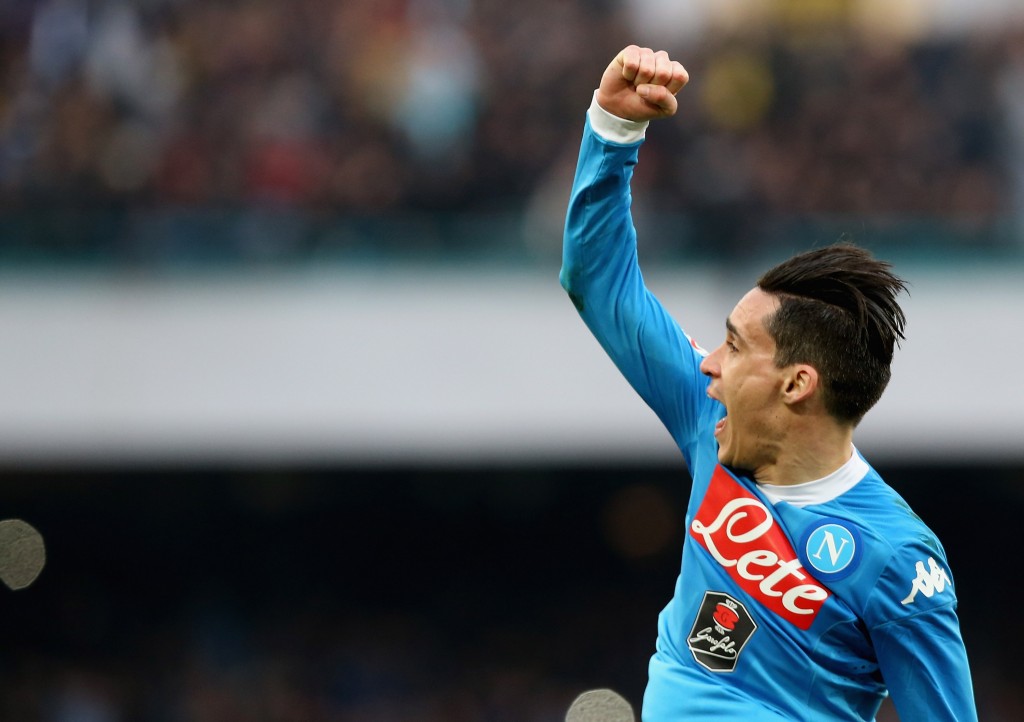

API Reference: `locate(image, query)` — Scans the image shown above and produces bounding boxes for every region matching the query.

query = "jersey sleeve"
[560,96,715,451]
[865,541,978,721]
[870,606,977,721]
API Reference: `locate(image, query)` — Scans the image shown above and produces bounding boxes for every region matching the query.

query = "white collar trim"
[757,448,869,508]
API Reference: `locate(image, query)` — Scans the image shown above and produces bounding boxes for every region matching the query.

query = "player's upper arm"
[870,605,977,721]
[865,540,977,721]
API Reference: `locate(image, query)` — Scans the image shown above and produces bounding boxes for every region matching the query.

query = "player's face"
[699,288,788,474]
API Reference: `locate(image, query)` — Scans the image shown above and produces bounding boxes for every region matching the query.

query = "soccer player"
[561,45,977,721]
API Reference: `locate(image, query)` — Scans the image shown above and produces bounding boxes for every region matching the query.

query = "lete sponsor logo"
[690,466,829,630]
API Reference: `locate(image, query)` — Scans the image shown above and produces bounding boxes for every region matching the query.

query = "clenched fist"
[596,45,689,122]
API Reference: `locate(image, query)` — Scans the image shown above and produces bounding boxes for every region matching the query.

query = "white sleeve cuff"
[587,90,648,144]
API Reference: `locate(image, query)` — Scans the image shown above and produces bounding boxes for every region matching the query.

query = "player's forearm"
[558,101,684,425]
[559,93,648,318]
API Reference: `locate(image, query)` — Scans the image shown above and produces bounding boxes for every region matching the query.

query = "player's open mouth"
[714,415,727,437]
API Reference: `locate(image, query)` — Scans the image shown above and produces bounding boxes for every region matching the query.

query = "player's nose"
[699,346,721,378]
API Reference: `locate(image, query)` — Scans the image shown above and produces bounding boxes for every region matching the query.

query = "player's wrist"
[589,90,648,144]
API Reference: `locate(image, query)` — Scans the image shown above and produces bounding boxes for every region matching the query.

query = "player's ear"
[781,364,817,406]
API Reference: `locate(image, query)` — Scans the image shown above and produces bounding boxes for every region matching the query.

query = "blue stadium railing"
[0,209,1021,270]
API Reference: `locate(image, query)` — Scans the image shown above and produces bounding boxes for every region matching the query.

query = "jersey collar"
[756,449,869,508]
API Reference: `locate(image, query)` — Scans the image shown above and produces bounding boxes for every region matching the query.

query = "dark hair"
[757,243,907,425]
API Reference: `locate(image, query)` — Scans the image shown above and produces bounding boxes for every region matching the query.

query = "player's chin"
[716,441,746,472]
[717,446,756,476]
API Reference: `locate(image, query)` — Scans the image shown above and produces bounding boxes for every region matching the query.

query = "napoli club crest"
[800,518,861,582]
[687,591,758,672]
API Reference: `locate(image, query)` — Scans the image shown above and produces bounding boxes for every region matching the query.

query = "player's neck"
[753,421,855,486]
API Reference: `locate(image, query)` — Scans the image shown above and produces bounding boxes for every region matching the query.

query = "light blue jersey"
[561,98,977,721]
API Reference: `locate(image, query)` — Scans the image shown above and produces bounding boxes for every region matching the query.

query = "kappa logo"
[801,520,860,580]
[901,557,952,605]
[687,591,758,673]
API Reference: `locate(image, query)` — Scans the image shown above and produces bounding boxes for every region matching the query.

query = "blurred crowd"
[0,469,682,722]
[1,465,1022,721]
[1,0,1024,260]
[0,0,618,212]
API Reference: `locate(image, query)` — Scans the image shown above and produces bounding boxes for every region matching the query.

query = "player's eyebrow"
[725,317,744,343]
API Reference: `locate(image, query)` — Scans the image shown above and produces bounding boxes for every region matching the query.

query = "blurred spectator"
[996,28,1024,242]
[0,0,1019,259]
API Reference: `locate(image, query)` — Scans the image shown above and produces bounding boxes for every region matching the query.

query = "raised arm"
[560,47,713,452]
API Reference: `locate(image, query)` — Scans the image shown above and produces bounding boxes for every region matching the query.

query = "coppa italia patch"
[690,466,829,630]
[687,591,758,672]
